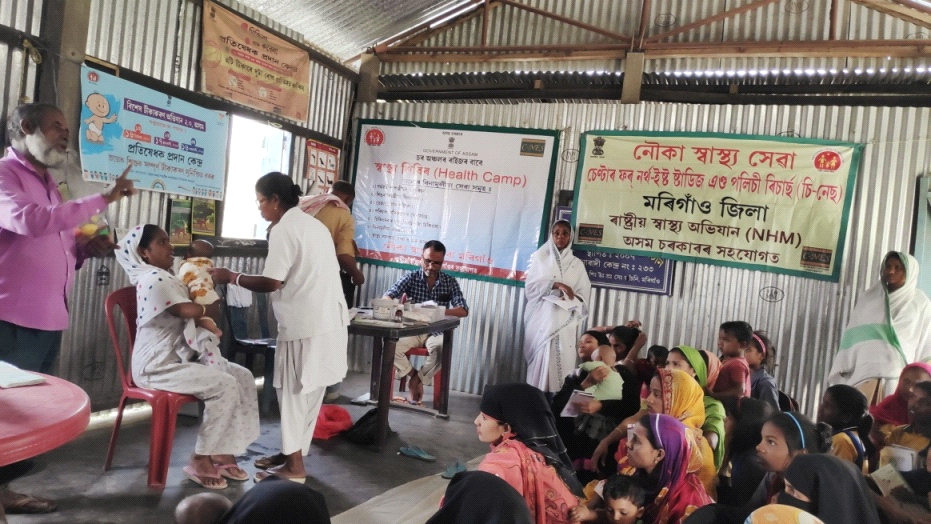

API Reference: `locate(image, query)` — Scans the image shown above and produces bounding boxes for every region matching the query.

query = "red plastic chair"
[396,347,442,407]
[103,286,197,489]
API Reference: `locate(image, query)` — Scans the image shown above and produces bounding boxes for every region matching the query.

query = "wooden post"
[357,53,382,103]
[621,52,645,104]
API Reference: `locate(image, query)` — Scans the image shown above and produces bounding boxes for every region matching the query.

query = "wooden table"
[348,316,460,450]
[0,374,91,467]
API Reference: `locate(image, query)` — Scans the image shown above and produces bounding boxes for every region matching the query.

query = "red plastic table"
[0,374,91,467]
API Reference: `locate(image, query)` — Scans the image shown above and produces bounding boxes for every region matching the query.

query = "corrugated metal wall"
[85,0,356,139]
[356,100,931,415]
[55,0,355,410]
[0,0,42,145]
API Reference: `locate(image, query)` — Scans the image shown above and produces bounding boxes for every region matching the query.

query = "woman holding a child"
[523,220,592,393]
[115,224,259,488]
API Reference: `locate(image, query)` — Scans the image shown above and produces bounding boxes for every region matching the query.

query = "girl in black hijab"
[779,453,880,524]
[476,383,583,524]
[426,471,533,524]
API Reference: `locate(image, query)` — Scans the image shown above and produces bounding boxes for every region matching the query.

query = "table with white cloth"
[348,316,460,450]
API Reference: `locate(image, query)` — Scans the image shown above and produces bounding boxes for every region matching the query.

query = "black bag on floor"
[344,408,391,446]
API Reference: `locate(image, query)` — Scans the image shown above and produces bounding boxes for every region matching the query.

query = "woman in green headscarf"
[665,345,726,471]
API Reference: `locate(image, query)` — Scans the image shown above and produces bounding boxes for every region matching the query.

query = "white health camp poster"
[353,120,559,284]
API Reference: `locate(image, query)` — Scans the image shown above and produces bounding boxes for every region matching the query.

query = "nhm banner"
[574,132,862,281]
[353,119,559,284]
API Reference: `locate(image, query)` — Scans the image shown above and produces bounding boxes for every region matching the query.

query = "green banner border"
[352,118,561,287]
[571,130,864,283]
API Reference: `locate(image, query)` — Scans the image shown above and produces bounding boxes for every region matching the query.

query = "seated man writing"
[384,240,468,405]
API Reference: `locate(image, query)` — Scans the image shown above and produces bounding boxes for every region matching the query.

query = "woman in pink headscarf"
[871,363,931,428]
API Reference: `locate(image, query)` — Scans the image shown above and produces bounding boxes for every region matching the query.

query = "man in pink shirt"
[0,104,135,514]
[0,103,135,373]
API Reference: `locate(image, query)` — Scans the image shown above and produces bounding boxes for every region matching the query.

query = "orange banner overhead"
[201,0,310,123]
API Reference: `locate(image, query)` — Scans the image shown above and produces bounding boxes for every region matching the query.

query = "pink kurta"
[0,147,107,330]
[478,438,579,524]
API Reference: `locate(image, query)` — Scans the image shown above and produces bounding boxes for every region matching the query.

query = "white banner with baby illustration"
[78,65,230,200]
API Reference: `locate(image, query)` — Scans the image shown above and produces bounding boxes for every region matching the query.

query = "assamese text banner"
[79,65,229,200]
[573,131,863,282]
[201,0,310,123]
[353,119,559,285]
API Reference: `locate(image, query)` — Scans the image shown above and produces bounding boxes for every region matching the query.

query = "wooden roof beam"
[643,38,931,58]
[644,0,782,44]
[499,0,631,42]
[851,0,931,31]
[377,38,931,62]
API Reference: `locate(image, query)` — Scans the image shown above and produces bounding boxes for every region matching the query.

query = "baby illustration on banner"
[84,93,118,143]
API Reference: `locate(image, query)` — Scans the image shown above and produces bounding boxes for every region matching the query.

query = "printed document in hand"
[560,390,595,417]
[542,294,583,312]
[0,361,46,388]
[871,464,913,496]
[881,444,919,471]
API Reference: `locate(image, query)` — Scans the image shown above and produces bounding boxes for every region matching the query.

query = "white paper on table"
[0,361,46,388]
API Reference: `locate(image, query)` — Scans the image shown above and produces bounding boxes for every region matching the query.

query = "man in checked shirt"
[384,240,469,405]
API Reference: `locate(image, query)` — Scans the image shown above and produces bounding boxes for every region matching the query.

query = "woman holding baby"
[115,224,259,489]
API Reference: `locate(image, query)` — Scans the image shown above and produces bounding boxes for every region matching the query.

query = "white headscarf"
[887,252,921,318]
[531,219,577,280]
[830,250,931,392]
[114,225,219,361]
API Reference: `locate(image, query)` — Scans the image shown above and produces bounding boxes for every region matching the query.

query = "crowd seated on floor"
[175,311,931,523]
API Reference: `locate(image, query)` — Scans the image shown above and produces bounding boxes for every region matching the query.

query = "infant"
[178,239,226,369]
[578,346,624,401]
[179,239,221,305]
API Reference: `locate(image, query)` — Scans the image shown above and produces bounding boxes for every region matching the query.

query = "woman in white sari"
[115,224,259,489]
[524,220,592,393]
[829,251,931,396]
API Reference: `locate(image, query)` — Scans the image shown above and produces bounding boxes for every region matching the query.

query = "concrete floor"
[4,371,487,524]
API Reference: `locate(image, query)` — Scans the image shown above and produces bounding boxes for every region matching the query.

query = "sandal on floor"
[441,461,467,479]
[182,466,228,490]
[399,445,436,462]
[253,470,305,484]
[3,493,57,514]
[253,453,288,469]
[214,463,249,481]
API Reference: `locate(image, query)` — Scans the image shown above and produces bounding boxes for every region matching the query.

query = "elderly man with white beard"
[0,103,136,514]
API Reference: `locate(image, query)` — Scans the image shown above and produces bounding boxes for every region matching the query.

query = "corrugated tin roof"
[229,0,931,77]
[230,0,458,61]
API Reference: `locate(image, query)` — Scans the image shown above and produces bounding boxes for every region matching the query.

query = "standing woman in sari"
[524,220,592,393]
[829,251,931,396]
